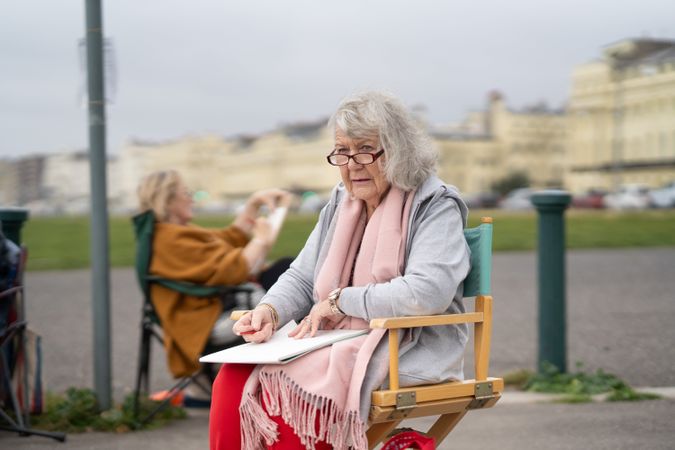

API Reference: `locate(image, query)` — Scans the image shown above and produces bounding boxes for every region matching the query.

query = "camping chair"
[230,216,501,448]
[131,211,255,424]
[366,216,501,448]
[0,247,66,442]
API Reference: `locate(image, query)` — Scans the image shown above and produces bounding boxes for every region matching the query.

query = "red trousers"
[209,363,332,450]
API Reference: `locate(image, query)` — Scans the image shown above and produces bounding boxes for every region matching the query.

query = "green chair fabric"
[462,221,493,298]
[132,211,228,301]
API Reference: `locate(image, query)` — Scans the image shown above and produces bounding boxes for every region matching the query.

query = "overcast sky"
[1,0,674,158]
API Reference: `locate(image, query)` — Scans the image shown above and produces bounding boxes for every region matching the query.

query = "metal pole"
[84,0,111,410]
[531,190,571,373]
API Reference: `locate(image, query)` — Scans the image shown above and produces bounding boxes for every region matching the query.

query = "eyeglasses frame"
[326,148,385,166]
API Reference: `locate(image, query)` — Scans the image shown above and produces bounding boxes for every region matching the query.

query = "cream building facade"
[117,122,340,212]
[210,122,338,200]
[567,38,675,192]
[435,91,566,195]
[105,38,675,207]
[117,92,567,211]
[0,152,122,214]
[4,37,675,214]
[117,135,230,211]
[0,160,18,205]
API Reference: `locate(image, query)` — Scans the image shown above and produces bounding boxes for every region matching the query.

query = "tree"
[491,171,530,196]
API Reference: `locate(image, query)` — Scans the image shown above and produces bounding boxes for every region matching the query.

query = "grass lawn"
[20,209,675,271]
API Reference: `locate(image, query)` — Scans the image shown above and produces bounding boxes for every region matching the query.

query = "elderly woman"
[209,92,470,450]
[136,170,292,382]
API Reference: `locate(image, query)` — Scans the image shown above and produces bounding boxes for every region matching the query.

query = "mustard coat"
[149,223,250,377]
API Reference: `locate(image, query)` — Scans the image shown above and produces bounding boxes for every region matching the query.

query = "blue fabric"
[0,233,20,332]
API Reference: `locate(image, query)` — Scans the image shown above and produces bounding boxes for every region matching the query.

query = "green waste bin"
[0,207,30,245]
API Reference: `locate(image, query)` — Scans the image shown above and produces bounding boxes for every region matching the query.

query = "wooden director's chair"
[365,216,502,448]
[231,217,501,448]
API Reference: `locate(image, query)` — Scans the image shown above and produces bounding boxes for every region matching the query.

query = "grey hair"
[327,91,437,191]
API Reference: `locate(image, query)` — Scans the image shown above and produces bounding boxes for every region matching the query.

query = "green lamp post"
[531,190,571,373]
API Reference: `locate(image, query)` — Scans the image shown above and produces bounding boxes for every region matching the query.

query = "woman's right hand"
[232,307,274,343]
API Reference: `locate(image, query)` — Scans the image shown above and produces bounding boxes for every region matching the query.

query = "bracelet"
[327,288,345,316]
[257,303,279,331]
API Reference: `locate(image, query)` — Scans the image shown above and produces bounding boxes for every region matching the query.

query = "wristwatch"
[327,288,344,316]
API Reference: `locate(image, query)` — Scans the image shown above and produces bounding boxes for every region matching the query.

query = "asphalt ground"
[1,247,674,448]
[3,397,674,449]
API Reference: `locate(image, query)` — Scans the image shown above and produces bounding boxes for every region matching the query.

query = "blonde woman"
[136,170,292,385]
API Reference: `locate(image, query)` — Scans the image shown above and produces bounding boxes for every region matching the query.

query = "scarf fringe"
[240,370,368,450]
[239,392,278,450]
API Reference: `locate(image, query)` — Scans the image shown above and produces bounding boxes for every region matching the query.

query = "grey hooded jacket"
[260,175,471,416]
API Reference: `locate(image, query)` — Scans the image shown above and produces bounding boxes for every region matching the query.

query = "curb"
[499,386,675,404]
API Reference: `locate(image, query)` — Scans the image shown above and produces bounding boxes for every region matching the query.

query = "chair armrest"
[0,286,22,299]
[147,275,254,298]
[219,285,255,294]
[369,312,484,329]
[371,312,486,391]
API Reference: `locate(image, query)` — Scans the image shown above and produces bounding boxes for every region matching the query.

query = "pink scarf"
[240,186,415,450]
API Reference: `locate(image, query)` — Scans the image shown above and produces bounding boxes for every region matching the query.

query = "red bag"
[382,430,436,450]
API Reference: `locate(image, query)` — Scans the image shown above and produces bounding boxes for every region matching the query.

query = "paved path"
[2,398,674,449]
[1,247,674,448]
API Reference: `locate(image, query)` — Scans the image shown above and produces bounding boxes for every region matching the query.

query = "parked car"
[649,182,675,208]
[464,191,500,209]
[499,188,534,210]
[572,189,607,209]
[603,184,650,210]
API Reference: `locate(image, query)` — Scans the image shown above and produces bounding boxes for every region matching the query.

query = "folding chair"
[366,216,502,448]
[131,211,255,424]
[0,247,66,442]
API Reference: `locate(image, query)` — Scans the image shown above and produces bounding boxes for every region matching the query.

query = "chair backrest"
[132,211,155,300]
[462,218,493,298]
[131,210,226,300]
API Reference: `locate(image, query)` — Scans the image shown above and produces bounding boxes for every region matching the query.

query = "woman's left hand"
[288,300,344,339]
[248,189,292,214]
[234,189,292,235]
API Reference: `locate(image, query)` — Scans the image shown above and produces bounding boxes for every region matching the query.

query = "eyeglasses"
[326,149,384,166]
